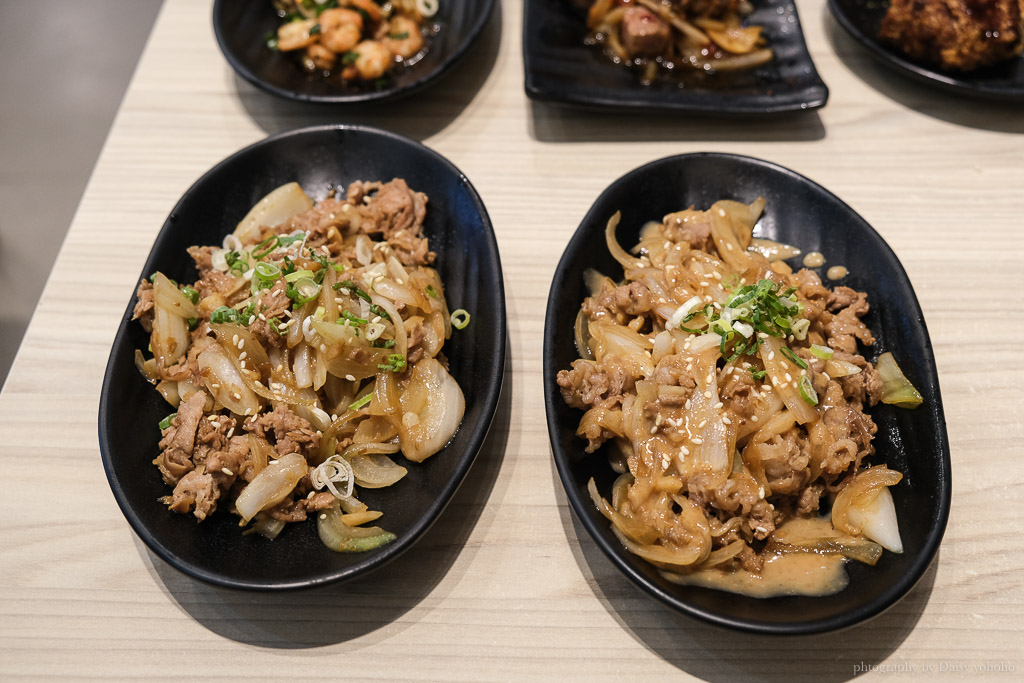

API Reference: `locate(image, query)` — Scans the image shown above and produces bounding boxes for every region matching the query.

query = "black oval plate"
[214,0,496,103]
[829,0,1024,101]
[99,125,506,590]
[523,0,828,115]
[543,152,951,634]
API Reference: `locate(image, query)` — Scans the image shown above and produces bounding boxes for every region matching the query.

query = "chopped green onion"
[265,31,279,50]
[268,318,287,336]
[810,344,834,360]
[332,263,346,272]
[308,23,321,36]
[341,50,360,66]
[450,309,471,330]
[287,277,321,309]
[779,346,808,369]
[425,284,438,298]
[348,393,372,411]
[335,280,369,301]
[210,306,240,325]
[388,31,410,40]
[284,268,315,282]
[372,338,397,349]
[378,353,407,372]
[181,285,199,304]
[240,301,257,326]
[342,310,367,325]
[799,375,819,406]
[187,317,198,331]
[253,235,279,259]
[749,368,766,380]
[158,413,177,430]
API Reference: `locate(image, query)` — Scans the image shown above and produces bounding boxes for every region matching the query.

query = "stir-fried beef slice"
[187,245,217,277]
[277,197,358,252]
[267,491,336,522]
[357,179,428,240]
[795,482,825,515]
[405,316,427,365]
[162,333,213,383]
[153,390,208,485]
[662,211,715,252]
[169,434,249,520]
[247,279,291,349]
[245,404,321,458]
[621,6,670,57]
[880,0,1024,71]
[133,279,155,332]
[691,472,761,516]
[577,409,621,454]
[649,354,697,409]
[719,366,759,417]
[191,414,238,466]
[831,350,883,406]
[582,281,655,323]
[557,358,636,410]
[387,229,435,266]
[819,382,877,480]
[757,427,813,496]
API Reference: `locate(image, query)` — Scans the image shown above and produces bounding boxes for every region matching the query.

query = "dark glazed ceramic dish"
[543,153,951,634]
[523,0,828,114]
[829,0,1024,101]
[99,125,506,590]
[213,0,496,103]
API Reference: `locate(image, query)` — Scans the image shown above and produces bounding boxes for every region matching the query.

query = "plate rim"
[98,123,507,590]
[827,0,1024,102]
[542,151,952,634]
[521,0,830,115]
[212,0,497,104]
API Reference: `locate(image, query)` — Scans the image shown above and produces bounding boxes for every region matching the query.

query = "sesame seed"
[768,351,776,361]
[345,374,355,381]
[697,419,708,429]
[253,380,261,387]
[713,402,724,410]
[700,281,709,287]
[722,417,732,425]
[226,427,235,438]
[319,344,327,353]
[239,361,246,369]
[679,446,690,456]
[692,437,704,445]
[331,414,338,421]
[726,243,734,251]
[785,372,792,382]
[239,351,247,360]
[713,272,722,280]
[650,426,658,434]
[231,334,239,345]
[258,313,267,321]
[232,392,241,400]
[211,383,221,390]
[704,390,713,398]
[320,513,327,520]
[275,364,284,372]
[751,415,759,422]
[371,316,381,324]
[758,332,769,339]
[221,468,234,476]
[306,491,315,499]
[236,339,245,350]
[684,399,692,410]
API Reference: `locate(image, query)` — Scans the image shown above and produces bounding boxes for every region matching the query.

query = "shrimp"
[276,19,318,52]
[319,8,364,54]
[304,43,337,71]
[342,0,383,23]
[352,40,393,80]
[382,15,424,60]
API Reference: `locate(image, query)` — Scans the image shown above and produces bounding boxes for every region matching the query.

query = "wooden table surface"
[2,0,1022,679]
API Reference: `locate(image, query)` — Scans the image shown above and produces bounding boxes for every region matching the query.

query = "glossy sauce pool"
[666,551,849,598]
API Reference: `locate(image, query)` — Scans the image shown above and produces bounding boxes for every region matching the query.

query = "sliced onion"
[155,380,181,407]
[234,182,313,244]
[825,359,863,378]
[153,304,190,370]
[234,452,307,524]
[605,212,646,271]
[135,349,159,384]
[832,465,903,540]
[588,478,658,544]
[317,506,396,553]
[347,451,407,488]
[152,272,200,319]
[749,238,801,262]
[396,358,465,462]
[250,512,287,540]
[197,344,260,416]
[875,352,923,408]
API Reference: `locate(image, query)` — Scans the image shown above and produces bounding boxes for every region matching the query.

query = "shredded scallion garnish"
[158,413,177,430]
[451,309,470,330]
[799,375,819,406]
[348,393,372,411]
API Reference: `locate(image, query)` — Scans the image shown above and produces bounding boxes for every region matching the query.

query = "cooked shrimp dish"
[269,0,438,85]
[579,0,773,84]
[133,179,468,552]
[557,199,922,596]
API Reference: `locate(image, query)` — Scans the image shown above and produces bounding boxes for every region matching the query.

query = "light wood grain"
[2,0,1023,679]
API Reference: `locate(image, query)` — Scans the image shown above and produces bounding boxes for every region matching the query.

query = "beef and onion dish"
[879,0,1024,71]
[269,0,438,85]
[556,199,922,596]
[133,179,467,552]
[580,0,773,84]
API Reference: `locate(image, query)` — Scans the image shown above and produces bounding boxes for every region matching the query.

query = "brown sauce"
[827,265,848,280]
[665,551,849,598]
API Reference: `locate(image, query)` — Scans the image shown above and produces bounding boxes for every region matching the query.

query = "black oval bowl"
[99,125,505,590]
[828,0,1024,101]
[214,0,496,103]
[543,153,951,634]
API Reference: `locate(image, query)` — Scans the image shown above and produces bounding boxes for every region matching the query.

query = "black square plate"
[829,0,1024,101]
[523,0,829,114]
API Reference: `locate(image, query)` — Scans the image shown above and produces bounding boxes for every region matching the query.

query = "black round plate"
[213,0,496,103]
[99,125,506,590]
[829,0,1024,101]
[543,152,951,634]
